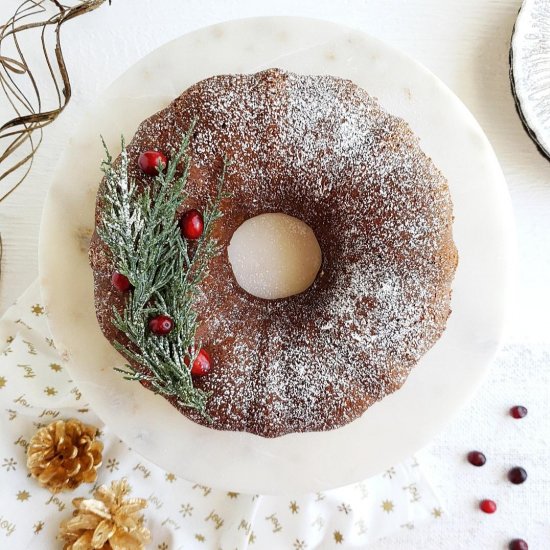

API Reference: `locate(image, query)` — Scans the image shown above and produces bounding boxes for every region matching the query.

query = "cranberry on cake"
[89,68,458,438]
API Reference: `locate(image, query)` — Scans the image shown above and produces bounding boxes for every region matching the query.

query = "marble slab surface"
[38,17,515,495]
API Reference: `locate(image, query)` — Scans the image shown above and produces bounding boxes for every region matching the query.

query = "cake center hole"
[227,212,322,300]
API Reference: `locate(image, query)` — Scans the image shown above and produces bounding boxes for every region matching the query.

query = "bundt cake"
[89,68,458,438]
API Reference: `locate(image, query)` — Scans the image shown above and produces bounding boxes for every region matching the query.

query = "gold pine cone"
[59,478,151,550]
[27,418,103,494]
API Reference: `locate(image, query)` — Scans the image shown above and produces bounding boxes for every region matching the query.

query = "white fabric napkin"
[0,281,442,549]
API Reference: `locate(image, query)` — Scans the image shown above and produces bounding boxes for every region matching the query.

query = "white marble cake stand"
[39,17,515,495]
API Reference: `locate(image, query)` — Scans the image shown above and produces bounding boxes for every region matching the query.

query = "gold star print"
[338,502,351,514]
[49,363,62,372]
[333,531,344,544]
[179,503,193,517]
[44,387,57,397]
[165,473,176,483]
[158,543,168,550]
[248,532,256,544]
[31,304,45,316]
[33,521,44,534]
[293,540,307,549]
[381,500,395,513]
[289,500,299,514]
[432,507,443,518]
[106,458,120,472]
[227,491,239,499]
[194,533,205,542]
[6,336,14,344]
[17,490,30,501]
[2,457,17,471]
[0,376,6,389]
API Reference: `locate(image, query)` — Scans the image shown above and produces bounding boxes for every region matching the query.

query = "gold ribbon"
[0,0,110,289]
[0,0,110,202]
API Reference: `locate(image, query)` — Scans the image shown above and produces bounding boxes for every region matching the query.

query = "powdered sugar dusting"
[90,69,457,438]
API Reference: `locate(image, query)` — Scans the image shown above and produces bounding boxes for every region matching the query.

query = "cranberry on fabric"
[467,451,486,467]
[479,499,497,514]
[508,467,527,485]
[510,405,528,419]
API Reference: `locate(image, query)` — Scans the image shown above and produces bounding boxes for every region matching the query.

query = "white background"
[0,0,548,548]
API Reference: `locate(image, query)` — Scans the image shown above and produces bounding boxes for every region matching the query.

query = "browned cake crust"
[89,69,458,438]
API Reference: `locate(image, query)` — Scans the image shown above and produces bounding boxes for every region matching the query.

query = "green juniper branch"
[97,125,227,416]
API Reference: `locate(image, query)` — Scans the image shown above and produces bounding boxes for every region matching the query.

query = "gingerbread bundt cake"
[89,69,458,438]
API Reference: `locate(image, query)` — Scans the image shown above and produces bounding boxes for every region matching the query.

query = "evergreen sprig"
[97,124,227,417]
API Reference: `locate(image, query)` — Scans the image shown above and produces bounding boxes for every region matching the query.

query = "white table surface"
[0,0,549,548]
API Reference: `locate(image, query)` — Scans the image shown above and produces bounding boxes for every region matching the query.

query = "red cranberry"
[149,315,174,335]
[189,348,212,376]
[510,405,528,419]
[180,209,204,240]
[508,467,527,485]
[479,499,497,514]
[509,539,528,550]
[138,150,167,175]
[467,451,486,467]
[111,272,131,292]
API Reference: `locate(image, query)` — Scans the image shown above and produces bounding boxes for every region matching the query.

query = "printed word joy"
[0,516,16,537]
[46,494,66,512]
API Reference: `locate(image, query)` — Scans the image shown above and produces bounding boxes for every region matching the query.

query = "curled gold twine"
[0,0,110,287]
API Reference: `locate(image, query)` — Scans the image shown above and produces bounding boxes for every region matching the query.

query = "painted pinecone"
[27,418,103,493]
[59,478,150,550]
